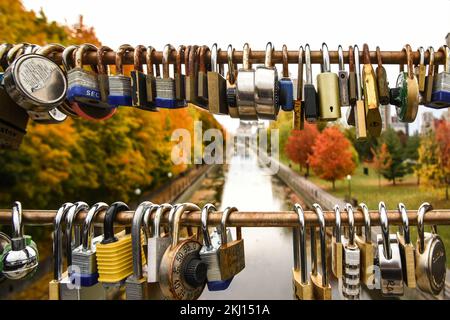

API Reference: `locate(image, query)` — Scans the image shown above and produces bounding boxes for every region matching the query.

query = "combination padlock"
[279,44,294,111]
[317,43,341,121]
[108,45,133,107]
[236,43,257,120]
[255,42,279,120]
[207,44,228,115]
[125,201,152,300]
[159,203,207,300]
[303,44,319,122]
[96,201,135,286]
[1,201,39,280]
[377,202,404,296]
[292,204,313,300]
[415,202,446,295]
[428,45,450,108]
[310,204,331,300]
[390,44,419,122]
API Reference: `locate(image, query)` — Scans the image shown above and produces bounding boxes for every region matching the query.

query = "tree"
[436,121,450,200]
[415,130,442,195]
[308,126,356,190]
[284,123,319,175]
[379,128,407,185]
[344,126,378,162]
[372,143,392,188]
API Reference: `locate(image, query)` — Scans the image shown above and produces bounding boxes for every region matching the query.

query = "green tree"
[379,128,407,185]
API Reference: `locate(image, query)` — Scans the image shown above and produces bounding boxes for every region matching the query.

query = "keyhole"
[329,106,333,113]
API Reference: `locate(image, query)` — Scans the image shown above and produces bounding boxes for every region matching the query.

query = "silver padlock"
[377,202,404,296]
[337,45,350,106]
[108,44,133,107]
[199,204,222,281]
[341,204,360,300]
[236,43,257,120]
[255,42,279,120]
[415,202,446,295]
[126,201,153,300]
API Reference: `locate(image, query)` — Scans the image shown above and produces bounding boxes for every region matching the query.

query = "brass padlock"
[396,203,416,288]
[355,203,375,288]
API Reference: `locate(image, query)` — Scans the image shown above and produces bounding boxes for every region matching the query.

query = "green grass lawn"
[281,158,450,267]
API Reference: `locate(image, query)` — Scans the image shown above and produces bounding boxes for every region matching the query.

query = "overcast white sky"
[22,0,450,133]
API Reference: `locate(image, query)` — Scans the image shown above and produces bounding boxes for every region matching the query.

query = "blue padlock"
[67,44,106,108]
[427,45,450,109]
[279,45,294,111]
[155,44,183,108]
[107,45,133,107]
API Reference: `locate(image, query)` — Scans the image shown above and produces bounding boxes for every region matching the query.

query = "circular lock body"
[0,232,12,283]
[4,53,67,112]
[159,239,206,300]
[393,72,419,123]
[1,245,38,280]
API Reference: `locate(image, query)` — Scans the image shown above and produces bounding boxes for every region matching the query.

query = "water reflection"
[200,152,294,300]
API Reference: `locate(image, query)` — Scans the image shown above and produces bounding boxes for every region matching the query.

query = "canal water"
[200,153,295,300]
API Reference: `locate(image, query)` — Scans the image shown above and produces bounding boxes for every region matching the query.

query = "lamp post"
[346,175,352,201]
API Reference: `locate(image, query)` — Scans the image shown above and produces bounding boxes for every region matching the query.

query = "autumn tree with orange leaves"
[285,123,319,176]
[309,127,356,190]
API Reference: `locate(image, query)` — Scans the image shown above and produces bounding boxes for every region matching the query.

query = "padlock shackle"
[427,47,435,76]
[375,46,383,68]
[345,203,355,246]
[6,43,29,66]
[397,203,410,245]
[305,44,312,85]
[354,45,362,99]
[198,45,210,73]
[321,43,330,72]
[11,201,23,240]
[402,44,414,79]
[333,205,341,242]
[171,203,201,247]
[152,203,172,238]
[0,43,13,70]
[62,45,78,72]
[53,202,73,281]
[293,204,308,284]
[131,201,152,279]
[97,46,113,75]
[176,45,186,76]
[243,43,251,71]
[362,43,371,65]
[338,45,345,71]
[227,45,236,84]
[115,44,134,75]
[133,45,146,72]
[418,47,425,65]
[142,204,159,240]
[81,202,108,251]
[417,202,434,254]
[297,46,304,99]
[282,44,289,77]
[220,206,239,245]
[379,201,392,260]
[101,201,130,244]
[65,201,89,267]
[437,45,449,72]
[210,43,218,73]
[312,203,328,286]
[36,43,65,58]
[358,203,371,242]
[75,43,97,69]
[201,203,217,249]
[146,46,156,76]
[162,44,175,79]
[188,45,199,77]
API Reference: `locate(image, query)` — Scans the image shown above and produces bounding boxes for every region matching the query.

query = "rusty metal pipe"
[1,209,450,227]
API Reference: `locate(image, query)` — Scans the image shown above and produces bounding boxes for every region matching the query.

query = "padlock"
[416,46,427,92]
[156,44,179,109]
[125,201,152,300]
[237,43,257,120]
[49,202,73,300]
[6,43,30,65]
[65,201,89,268]
[108,44,133,107]
[207,44,228,115]
[60,44,83,118]
[347,45,357,125]
[97,45,111,104]
[66,43,105,108]
[185,45,198,104]
[196,45,210,109]
[131,45,156,111]
[355,203,375,288]
[226,45,239,118]
[293,46,304,130]
[428,45,450,108]
[331,205,343,279]
[199,204,234,291]
[279,44,294,111]
[174,45,187,108]
[375,46,390,106]
[341,204,360,300]
[304,44,319,122]
[292,204,313,300]
[317,43,341,121]
[96,201,135,287]
[423,46,436,105]
[337,45,350,107]
[362,44,382,137]
[255,42,279,120]
[377,202,404,296]
[145,45,158,106]
[396,203,416,288]
[3,45,67,114]
[0,43,12,71]
[353,45,367,140]
[309,203,332,300]
[71,202,108,289]
[415,202,446,295]
[159,203,207,300]
[1,201,39,280]
[390,44,419,122]
[0,231,11,283]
